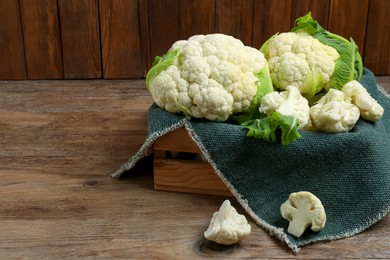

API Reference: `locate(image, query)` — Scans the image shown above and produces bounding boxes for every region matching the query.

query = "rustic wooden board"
[364,0,390,75]
[19,0,63,79]
[100,0,145,78]
[148,0,215,62]
[0,0,26,80]
[215,0,253,46]
[154,157,232,197]
[58,0,101,78]
[252,0,293,48]
[328,0,369,57]
[153,127,232,196]
[291,0,329,27]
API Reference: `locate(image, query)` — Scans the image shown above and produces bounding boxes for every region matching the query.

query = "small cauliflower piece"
[280,191,326,238]
[204,200,251,245]
[310,89,360,133]
[342,80,384,121]
[260,85,310,128]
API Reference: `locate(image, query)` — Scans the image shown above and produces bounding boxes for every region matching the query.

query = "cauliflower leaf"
[146,49,181,89]
[242,112,301,146]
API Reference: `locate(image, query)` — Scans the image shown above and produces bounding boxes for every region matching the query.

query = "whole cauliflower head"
[260,85,310,128]
[310,89,360,133]
[262,31,340,97]
[147,34,272,122]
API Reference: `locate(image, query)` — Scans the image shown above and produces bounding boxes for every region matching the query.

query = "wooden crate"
[153,127,232,196]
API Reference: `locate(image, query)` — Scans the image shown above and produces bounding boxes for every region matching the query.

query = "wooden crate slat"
[100,0,145,79]
[154,158,232,196]
[153,127,201,153]
[58,0,101,78]
[20,0,63,79]
[0,0,26,80]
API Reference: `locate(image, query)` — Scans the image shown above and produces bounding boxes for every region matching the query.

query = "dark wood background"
[1,0,389,80]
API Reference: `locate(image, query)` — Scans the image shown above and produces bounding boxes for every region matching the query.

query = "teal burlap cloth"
[111,68,390,252]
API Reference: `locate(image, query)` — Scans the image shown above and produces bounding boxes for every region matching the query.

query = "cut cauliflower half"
[146,33,273,122]
[260,85,310,129]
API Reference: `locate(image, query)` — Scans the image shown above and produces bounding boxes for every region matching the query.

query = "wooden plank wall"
[0,0,389,80]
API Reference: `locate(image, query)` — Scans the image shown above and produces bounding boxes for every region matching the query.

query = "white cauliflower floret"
[310,89,360,133]
[262,31,340,97]
[147,33,273,122]
[260,85,310,128]
[268,53,309,92]
[280,191,326,238]
[188,80,234,121]
[204,200,251,245]
[342,80,384,121]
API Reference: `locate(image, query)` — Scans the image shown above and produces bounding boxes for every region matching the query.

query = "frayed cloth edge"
[378,84,390,99]
[110,118,188,179]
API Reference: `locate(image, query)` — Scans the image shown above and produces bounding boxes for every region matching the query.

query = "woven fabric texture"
[112,68,390,252]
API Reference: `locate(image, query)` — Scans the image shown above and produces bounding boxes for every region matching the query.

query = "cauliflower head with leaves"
[263,32,339,97]
[261,12,363,98]
[146,34,273,122]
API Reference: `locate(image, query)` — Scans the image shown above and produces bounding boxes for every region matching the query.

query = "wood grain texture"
[148,0,179,61]
[364,0,390,75]
[100,0,145,78]
[327,0,369,57]
[0,78,388,258]
[148,0,215,63]
[215,0,253,46]
[19,0,63,79]
[0,0,26,79]
[291,0,329,27]
[58,0,101,78]
[177,0,215,39]
[252,0,293,48]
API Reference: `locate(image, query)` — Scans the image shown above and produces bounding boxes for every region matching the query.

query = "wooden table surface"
[0,77,389,259]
